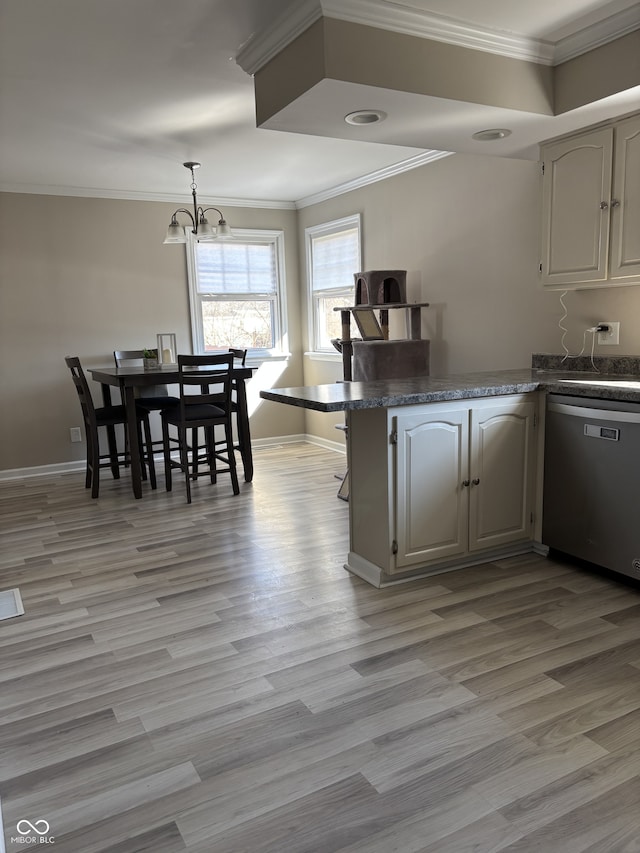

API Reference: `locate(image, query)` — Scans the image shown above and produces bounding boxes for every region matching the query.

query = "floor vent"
[0,588,24,621]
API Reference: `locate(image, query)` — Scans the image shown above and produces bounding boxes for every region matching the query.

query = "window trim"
[186,228,288,359]
[305,214,362,354]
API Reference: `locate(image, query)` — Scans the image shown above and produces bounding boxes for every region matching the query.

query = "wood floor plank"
[499,747,640,836]
[415,811,524,852]
[176,742,380,845]
[498,776,640,852]
[312,788,505,853]
[2,443,640,851]
[449,617,623,692]
[468,733,607,810]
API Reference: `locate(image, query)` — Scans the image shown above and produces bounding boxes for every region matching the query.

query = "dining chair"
[209,348,248,471]
[161,353,239,504]
[65,356,156,498]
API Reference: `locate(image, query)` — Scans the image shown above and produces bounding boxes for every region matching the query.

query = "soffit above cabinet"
[238,0,640,161]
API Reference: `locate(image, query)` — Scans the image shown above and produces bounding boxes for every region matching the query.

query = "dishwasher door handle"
[548,401,640,424]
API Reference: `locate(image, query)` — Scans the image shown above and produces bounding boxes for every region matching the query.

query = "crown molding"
[236,0,321,75]
[236,0,640,75]
[295,149,452,208]
[0,183,297,210]
[236,0,551,73]
[553,3,640,63]
[319,0,554,63]
[0,153,454,210]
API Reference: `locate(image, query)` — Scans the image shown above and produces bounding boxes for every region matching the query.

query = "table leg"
[235,381,253,482]
[124,386,143,499]
[99,383,121,478]
[105,426,121,479]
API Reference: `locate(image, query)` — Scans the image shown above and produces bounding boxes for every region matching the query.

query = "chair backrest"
[65,356,97,429]
[114,349,170,398]
[113,349,145,367]
[177,353,234,418]
[228,348,247,395]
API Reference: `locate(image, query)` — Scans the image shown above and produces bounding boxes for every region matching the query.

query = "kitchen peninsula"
[261,356,640,586]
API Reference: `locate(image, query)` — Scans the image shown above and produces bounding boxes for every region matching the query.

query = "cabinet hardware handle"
[462,479,470,487]
[611,199,620,208]
[599,201,609,210]
[472,478,480,485]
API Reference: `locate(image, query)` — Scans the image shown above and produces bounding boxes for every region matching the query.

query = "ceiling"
[1,0,639,208]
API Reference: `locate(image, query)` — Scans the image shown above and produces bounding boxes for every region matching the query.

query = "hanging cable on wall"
[558,290,600,372]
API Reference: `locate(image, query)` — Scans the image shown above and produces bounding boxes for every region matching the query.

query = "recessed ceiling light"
[472,128,512,141]
[344,110,387,126]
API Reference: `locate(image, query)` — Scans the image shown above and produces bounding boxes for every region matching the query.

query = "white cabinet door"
[394,409,468,569]
[610,114,640,280]
[540,128,613,286]
[469,400,536,551]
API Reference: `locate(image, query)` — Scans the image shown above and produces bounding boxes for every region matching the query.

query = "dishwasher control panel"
[584,424,619,440]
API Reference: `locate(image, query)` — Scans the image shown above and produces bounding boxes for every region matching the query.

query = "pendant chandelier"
[163,161,232,244]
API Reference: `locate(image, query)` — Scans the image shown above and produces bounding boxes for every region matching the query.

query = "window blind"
[311,227,360,292]
[195,242,276,294]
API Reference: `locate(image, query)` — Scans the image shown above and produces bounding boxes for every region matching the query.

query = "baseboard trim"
[0,435,345,482]
[532,541,549,556]
[0,459,86,481]
[301,434,346,454]
[346,542,541,588]
[248,434,345,454]
[345,553,385,588]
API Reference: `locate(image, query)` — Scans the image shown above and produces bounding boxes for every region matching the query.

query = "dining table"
[88,363,254,499]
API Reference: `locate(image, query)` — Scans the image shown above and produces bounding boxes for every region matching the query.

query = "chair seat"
[95,403,161,425]
[94,404,131,426]
[135,395,180,411]
[162,403,226,424]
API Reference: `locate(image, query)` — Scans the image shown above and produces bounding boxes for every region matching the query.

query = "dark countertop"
[260,358,640,412]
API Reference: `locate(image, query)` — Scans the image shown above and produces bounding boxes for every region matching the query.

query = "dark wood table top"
[89,364,253,388]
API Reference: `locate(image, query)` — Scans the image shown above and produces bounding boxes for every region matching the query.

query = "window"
[306,214,361,352]
[187,229,286,357]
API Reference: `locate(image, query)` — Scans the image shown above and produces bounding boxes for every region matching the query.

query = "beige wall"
[555,30,640,114]
[295,152,640,445]
[0,193,304,472]
[5,151,640,470]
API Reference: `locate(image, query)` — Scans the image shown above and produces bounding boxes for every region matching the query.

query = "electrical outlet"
[70,427,82,443]
[597,321,620,346]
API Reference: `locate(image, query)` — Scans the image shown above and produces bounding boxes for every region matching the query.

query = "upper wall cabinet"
[612,115,640,281]
[540,114,640,289]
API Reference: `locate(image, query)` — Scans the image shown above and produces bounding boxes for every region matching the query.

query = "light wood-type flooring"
[2,442,640,852]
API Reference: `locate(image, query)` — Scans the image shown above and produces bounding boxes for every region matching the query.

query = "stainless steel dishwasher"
[543,393,640,581]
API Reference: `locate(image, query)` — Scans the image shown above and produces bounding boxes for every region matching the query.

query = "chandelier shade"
[163,162,232,244]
